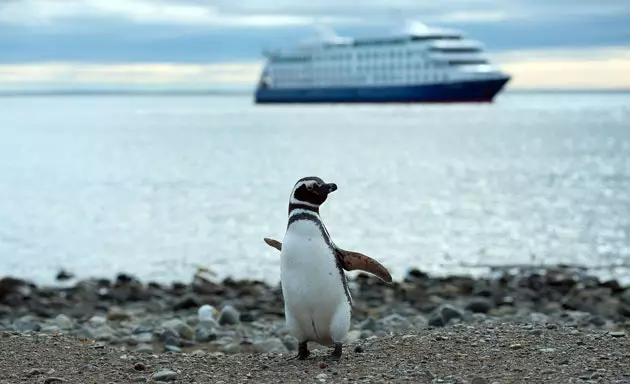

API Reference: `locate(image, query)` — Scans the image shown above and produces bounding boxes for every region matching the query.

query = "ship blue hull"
[254,77,510,104]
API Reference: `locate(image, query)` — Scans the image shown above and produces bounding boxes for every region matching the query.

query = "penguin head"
[289,176,338,208]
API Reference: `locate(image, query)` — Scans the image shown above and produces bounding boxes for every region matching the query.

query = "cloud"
[493,47,630,89]
[1,0,629,90]
[0,0,355,27]
[2,46,629,91]
[0,62,263,90]
[3,0,630,29]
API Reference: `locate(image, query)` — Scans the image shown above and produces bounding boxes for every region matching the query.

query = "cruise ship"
[254,21,511,104]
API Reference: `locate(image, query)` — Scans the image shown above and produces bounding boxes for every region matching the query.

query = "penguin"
[272,176,392,361]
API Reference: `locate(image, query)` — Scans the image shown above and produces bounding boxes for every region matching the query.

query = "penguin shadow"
[264,339,369,370]
[269,347,354,369]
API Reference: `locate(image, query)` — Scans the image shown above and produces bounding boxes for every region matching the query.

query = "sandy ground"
[0,324,628,384]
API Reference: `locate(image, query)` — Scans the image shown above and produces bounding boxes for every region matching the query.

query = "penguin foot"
[330,342,343,361]
[297,341,310,360]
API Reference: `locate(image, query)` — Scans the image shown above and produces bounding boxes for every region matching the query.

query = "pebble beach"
[1,264,629,383]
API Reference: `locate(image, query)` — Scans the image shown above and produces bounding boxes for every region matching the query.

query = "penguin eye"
[306,184,314,191]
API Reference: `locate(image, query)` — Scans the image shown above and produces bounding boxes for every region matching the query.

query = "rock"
[428,314,445,327]
[465,299,493,314]
[87,316,107,327]
[254,338,287,354]
[132,325,153,334]
[132,332,153,344]
[221,342,241,354]
[589,315,606,326]
[13,315,41,332]
[173,295,200,311]
[609,331,626,338]
[107,307,131,322]
[164,344,181,353]
[359,317,379,331]
[161,319,193,340]
[239,312,255,322]
[40,325,61,334]
[428,304,465,327]
[43,377,65,383]
[54,314,74,330]
[194,328,216,342]
[440,304,465,322]
[282,335,297,351]
[346,330,361,343]
[381,313,414,329]
[529,312,549,324]
[92,325,115,341]
[218,305,240,325]
[135,344,153,353]
[151,370,177,382]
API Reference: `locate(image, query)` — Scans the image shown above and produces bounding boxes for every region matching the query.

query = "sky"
[1,0,630,91]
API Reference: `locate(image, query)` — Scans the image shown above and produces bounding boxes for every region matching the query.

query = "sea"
[1,90,629,287]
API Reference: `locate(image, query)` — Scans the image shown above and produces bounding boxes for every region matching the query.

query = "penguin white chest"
[280,219,351,346]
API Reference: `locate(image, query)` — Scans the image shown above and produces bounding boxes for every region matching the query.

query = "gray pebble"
[135,343,154,353]
[253,338,287,354]
[218,305,240,325]
[359,317,379,331]
[466,299,493,314]
[107,307,131,321]
[221,342,241,354]
[92,325,115,341]
[529,312,549,325]
[13,315,41,332]
[381,313,414,329]
[132,332,153,344]
[132,325,153,334]
[161,319,193,340]
[195,327,217,342]
[151,370,177,382]
[164,344,181,353]
[282,335,297,351]
[360,330,374,339]
[40,325,61,334]
[346,330,361,343]
[87,316,107,327]
[440,304,465,323]
[54,314,74,330]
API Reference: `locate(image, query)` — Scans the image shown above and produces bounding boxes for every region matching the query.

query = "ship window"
[429,47,480,53]
[448,59,488,65]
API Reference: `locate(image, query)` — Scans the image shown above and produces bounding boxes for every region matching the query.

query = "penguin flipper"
[263,237,282,251]
[263,237,392,284]
[334,248,393,284]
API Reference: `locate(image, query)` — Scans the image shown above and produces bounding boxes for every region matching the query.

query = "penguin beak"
[320,183,338,195]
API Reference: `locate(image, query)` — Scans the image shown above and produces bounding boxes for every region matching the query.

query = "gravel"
[0,324,628,383]
[1,264,629,382]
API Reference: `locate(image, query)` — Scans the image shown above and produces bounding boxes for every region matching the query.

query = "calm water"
[1,91,629,286]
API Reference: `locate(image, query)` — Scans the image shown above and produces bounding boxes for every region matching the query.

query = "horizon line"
[1,87,629,97]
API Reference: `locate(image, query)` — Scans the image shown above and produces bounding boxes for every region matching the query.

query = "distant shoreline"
[1,88,629,97]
